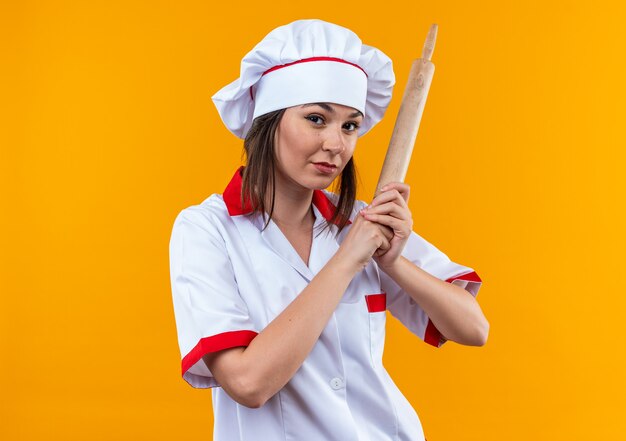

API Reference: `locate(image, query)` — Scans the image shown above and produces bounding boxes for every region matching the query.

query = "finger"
[361,212,405,232]
[379,183,410,204]
[379,233,393,254]
[370,189,398,207]
[374,248,388,257]
[362,201,409,220]
[370,188,409,210]
[360,215,394,240]
[382,182,410,202]
[378,235,391,251]
[379,223,394,241]
[363,201,403,216]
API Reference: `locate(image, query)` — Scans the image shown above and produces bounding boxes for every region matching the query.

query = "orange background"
[2,1,625,440]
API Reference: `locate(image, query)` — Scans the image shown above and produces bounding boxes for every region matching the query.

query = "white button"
[330,377,344,390]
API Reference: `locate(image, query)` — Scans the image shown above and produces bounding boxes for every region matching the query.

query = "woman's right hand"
[335,213,394,273]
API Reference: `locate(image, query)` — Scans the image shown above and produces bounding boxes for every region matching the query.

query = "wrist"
[378,256,405,277]
[330,250,361,278]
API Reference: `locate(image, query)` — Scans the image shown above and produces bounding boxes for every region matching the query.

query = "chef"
[170,18,487,441]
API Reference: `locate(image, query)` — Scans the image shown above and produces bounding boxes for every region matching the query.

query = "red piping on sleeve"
[424,271,482,347]
[181,330,258,376]
[446,271,482,284]
[424,320,443,347]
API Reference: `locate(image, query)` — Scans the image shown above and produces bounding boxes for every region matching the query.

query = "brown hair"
[240,108,357,236]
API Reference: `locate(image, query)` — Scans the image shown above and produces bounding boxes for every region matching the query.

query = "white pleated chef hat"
[211,19,395,139]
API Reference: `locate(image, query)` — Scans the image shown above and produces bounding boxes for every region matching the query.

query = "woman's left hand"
[359,182,413,271]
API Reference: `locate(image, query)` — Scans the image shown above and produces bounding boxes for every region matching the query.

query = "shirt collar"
[223,166,346,225]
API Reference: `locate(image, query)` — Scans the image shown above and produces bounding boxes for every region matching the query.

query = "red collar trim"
[223,166,253,216]
[223,166,349,225]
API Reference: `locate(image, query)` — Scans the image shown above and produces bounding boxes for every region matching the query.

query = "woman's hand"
[334,211,393,274]
[359,182,413,271]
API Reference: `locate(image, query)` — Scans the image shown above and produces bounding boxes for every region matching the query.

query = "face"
[273,102,363,193]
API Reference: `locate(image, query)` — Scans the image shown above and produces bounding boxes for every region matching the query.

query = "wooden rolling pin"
[374,24,438,198]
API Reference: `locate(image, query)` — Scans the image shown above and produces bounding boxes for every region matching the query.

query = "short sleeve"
[169,207,259,388]
[380,230,483,348]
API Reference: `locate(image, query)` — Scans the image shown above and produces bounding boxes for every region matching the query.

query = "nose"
[321,126,346,154]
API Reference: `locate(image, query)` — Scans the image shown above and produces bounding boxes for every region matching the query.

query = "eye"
[305,114,325,125]
[343,121,360,132]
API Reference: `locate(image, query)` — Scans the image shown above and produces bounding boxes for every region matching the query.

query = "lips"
[313,162,337,168]
[313,162,337,174]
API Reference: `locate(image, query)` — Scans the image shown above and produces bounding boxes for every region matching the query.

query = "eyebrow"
[301,102,363,118]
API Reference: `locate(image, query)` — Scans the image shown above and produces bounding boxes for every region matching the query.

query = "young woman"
[170,19,488,441]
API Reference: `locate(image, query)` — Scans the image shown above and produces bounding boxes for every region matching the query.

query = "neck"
[265,176,315,229]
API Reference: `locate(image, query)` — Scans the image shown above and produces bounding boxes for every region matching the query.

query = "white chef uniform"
[169,166,483,441]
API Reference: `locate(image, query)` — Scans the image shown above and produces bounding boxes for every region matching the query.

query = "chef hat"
[212,19,395,139]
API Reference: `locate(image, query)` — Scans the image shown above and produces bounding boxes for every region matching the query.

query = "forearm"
[381,256,489,346]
